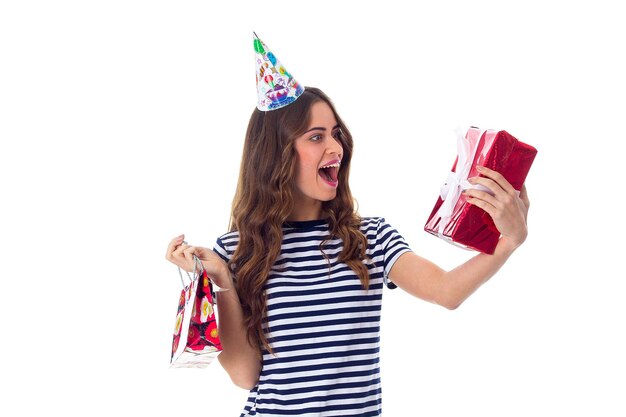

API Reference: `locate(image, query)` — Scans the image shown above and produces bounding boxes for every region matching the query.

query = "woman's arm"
[214,283,262,390]
[388,237,519,309]
[390,166,530,309]
[166,237,261,389]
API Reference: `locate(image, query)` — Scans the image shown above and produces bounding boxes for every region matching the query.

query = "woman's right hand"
[165,234,234,290]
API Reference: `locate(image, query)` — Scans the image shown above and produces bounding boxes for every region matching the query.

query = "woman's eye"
[309,134,322,142]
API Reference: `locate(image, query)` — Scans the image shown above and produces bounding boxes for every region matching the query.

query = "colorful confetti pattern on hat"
[254,32,304,111]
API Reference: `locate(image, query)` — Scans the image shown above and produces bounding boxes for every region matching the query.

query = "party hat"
[254,32,304,111]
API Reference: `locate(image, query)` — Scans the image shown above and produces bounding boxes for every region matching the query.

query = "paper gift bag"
[170,255,222,368]
[424,127,537,254]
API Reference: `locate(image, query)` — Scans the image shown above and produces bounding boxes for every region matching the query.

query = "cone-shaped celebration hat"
[254,32,304,111]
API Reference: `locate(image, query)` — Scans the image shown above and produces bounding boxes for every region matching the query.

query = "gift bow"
[437,127,491,235]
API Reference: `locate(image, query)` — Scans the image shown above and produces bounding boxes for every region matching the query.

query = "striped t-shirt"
[212,217,412,416]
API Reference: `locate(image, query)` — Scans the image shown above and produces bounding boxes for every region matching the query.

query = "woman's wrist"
[497,235,523,253]
[216,267,235,290]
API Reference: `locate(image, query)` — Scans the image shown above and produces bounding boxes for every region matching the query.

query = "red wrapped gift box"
[424,127,537,254]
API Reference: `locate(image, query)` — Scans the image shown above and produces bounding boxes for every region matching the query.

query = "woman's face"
[291,101,344,218]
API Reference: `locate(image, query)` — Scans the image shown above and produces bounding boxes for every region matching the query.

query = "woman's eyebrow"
[303,124,340,134]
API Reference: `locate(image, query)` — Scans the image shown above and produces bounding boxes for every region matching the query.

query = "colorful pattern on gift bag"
[171,280,196,360]
[187,269,222,352]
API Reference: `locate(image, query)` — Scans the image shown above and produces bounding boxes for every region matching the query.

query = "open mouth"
[318,162,339,186]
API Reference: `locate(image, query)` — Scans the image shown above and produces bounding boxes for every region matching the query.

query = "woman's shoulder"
[358,216,389,239]
[359,216,386,230]
[216,229,239,243]
[358,216,404,241]
[213,230,240,260]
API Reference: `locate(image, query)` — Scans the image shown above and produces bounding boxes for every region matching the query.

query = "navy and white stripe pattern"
[213,217,412,416]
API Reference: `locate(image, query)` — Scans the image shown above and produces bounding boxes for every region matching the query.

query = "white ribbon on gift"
[437,127,493,236]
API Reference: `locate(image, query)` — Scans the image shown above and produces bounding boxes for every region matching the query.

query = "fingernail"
[476,165,484,171]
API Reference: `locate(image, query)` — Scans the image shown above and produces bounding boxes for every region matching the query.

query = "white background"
[1,0,624,415]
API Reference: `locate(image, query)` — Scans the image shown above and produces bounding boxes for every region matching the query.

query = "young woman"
[165,86,530,416]
[167,27,528,417]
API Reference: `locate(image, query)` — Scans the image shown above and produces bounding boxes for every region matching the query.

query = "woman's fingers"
[518,183,530,221]
[165,235,230,283]
[165,234,185,260]
[464,193,498,220]
[465,168,529,246]
[172,243,189,257]
[194,246,215,261]
[166,240,233,289]
[182,245,198,269]
[464,167,523,213]
[474,166,516,195]
[165,235,197,271]
[463,188,498,212]
[519,183,530,208]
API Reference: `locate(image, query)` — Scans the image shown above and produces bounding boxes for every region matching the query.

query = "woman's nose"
[327,138,343,158]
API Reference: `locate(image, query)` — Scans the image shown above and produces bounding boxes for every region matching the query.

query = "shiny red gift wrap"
[424,127,537,254]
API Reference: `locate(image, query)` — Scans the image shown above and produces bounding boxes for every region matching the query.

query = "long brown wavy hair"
[228,87,370,354]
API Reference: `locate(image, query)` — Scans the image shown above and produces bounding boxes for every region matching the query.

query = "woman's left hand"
[463,165,530,250]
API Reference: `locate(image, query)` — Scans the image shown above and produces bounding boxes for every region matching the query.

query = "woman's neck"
[286,201,323,222]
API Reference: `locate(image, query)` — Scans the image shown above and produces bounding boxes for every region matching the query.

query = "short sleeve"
[212,237,231,264]
[377,218,412,289]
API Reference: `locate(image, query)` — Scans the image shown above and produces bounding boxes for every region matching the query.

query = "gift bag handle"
[176,250,204,288]
[176,241,229,292]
